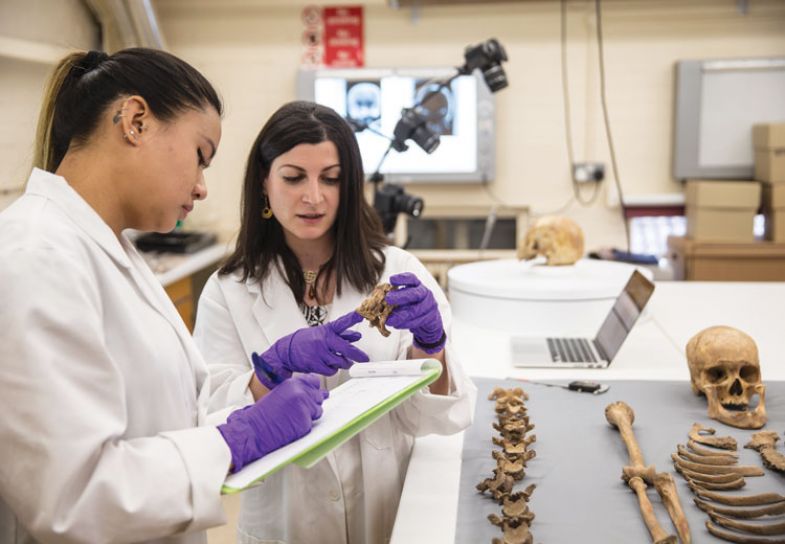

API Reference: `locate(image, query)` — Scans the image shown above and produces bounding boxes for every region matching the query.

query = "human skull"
[686,325,766,429]
[517,215,584,266]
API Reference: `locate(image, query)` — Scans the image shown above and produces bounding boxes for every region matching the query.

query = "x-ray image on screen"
[346,80,382,133]
[414,80,455,136]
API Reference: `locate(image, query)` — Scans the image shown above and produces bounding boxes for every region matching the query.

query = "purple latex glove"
[252,311,369,389]
[218,374,328,473]
[385,272,447,354]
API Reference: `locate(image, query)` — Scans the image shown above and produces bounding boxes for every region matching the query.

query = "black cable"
[595,0,631,251]
[560,0,601,207]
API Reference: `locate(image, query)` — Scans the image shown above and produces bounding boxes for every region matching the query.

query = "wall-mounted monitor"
[297,67,496,183]
[673,57,785,181]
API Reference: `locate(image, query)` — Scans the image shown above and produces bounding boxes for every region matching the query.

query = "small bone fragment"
[677,466,747,484]
[689,482,785,506]
[605,402,680,544]
[684,475,746,491]
[706,521,785,544]
[688,439,739,459]
[677,444,739,465]
[356,283,394,336]
[745,432,785,475]
[695,498,785,519]
[489,516,534,544]
[492,450,526,480]
[501,493,535,520]
[672,454,764,477]
[709,513,785,536]
[476,469,514,501]
[689,423,738,451]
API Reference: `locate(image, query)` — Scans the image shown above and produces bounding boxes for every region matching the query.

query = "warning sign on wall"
[323,6,364,68]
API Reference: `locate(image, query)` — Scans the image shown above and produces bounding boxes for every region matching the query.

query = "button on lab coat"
[194,246,476,544]
[0,169,231,544]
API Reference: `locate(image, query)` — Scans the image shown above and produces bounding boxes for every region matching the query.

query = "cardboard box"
[753,123,785,183]
[762,182,785,242]
[668,235,785,281]
[685,180,760,242]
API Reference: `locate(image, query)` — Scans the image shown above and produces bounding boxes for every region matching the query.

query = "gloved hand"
[218,374,328,473]
[252,311,369,389]
[385,272,447,354]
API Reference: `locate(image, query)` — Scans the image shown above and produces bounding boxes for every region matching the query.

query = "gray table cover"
[456,379,785,543]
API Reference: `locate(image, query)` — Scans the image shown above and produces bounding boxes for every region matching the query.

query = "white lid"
[448,259,652,301]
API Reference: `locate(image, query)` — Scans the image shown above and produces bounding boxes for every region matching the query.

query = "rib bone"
[677,466,747,484]
[709,513,785,536]
[689,482,785,506]
[672,454,764,477]
[688,439,739,459]
[684,475,745,491]
[689,423,737,451]
[695,498,785,519]
[605,402,682,544]
[677,444,739,465]
[706,521,785,544]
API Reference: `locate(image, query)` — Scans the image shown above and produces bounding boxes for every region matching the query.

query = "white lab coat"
[194,245,476,544]
[0,169,232,544]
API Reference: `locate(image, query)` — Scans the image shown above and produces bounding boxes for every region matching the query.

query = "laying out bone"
[492,450,526,480]
[477,469,515,502]
[672,454,764,477]
[689,423,738,451]
[501,486,536,519]
[745,432,785,475]
[686,326,767,429]
[695,498,785,519]
[706,521,785,544]
[677,467,746,485]
[605,401,686,544]
[709,513,785,536]
[488,516,533,544]
[683,475,745,491]
[688,482,785,506]
[677,444,739,466]
[688,439,739,460]
[356,283,394,336]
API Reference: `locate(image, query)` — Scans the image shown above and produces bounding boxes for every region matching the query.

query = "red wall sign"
[322,6,364,68]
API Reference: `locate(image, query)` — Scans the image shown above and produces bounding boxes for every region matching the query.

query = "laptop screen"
[594,270,655,360]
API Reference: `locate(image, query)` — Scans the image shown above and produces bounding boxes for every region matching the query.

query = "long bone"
[706,521,785,544]
[677,444,739,465]
[688,482,785,506]
[709,513,785,536]
[672,454,764,477]
[695,498,785,519]
[683,475,745,491]
[689,423,738,451]
[688,439,739,459]
[605,402,683,544]
[745,432,785,475]
[677,466,747,484]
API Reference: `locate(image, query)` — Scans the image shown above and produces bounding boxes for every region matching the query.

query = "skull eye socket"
[705,367,726,383]
[740,365,760,382]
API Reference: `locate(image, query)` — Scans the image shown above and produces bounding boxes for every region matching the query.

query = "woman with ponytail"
[0,49,330,544]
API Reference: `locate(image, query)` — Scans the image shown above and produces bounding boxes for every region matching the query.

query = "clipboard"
[222,358,442,494]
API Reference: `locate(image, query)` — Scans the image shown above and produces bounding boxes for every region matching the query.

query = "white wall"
[0,0,98,211]
[156,0,785,249]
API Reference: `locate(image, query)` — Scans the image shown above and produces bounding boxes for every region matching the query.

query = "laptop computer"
[510,269,655,369]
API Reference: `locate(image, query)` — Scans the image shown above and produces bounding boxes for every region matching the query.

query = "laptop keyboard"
[547,338,597,363]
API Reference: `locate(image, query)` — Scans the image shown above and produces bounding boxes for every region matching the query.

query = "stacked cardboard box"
[685,180,760,242]
[754,123,785,242]
[667,235,785,281]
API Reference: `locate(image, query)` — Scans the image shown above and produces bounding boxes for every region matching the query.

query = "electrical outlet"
[573,162,605,183]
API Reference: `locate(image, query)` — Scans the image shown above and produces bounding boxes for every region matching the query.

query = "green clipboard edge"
[222,359,442,494]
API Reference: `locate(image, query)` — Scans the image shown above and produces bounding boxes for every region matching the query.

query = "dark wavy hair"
[35,48,222,172]
[220,101,388,304]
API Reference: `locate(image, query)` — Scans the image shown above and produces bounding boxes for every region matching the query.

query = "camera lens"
[482,64,508,92]
[394,192,424,217]
[410,125,440,154]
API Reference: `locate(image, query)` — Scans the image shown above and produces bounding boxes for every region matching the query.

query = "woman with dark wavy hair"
[194,100,475,544]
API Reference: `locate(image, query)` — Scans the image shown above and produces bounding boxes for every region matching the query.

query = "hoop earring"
[262,194,273,219]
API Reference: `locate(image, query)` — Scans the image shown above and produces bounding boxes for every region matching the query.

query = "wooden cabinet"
[164,276,195,332]
[668,236,785,281]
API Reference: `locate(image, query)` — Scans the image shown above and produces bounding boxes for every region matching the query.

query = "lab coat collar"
[25,168,132,269]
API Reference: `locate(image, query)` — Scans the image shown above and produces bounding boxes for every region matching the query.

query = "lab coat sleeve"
[0,247,230,544]
[388,250,477,437]
[194,273,256,419]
